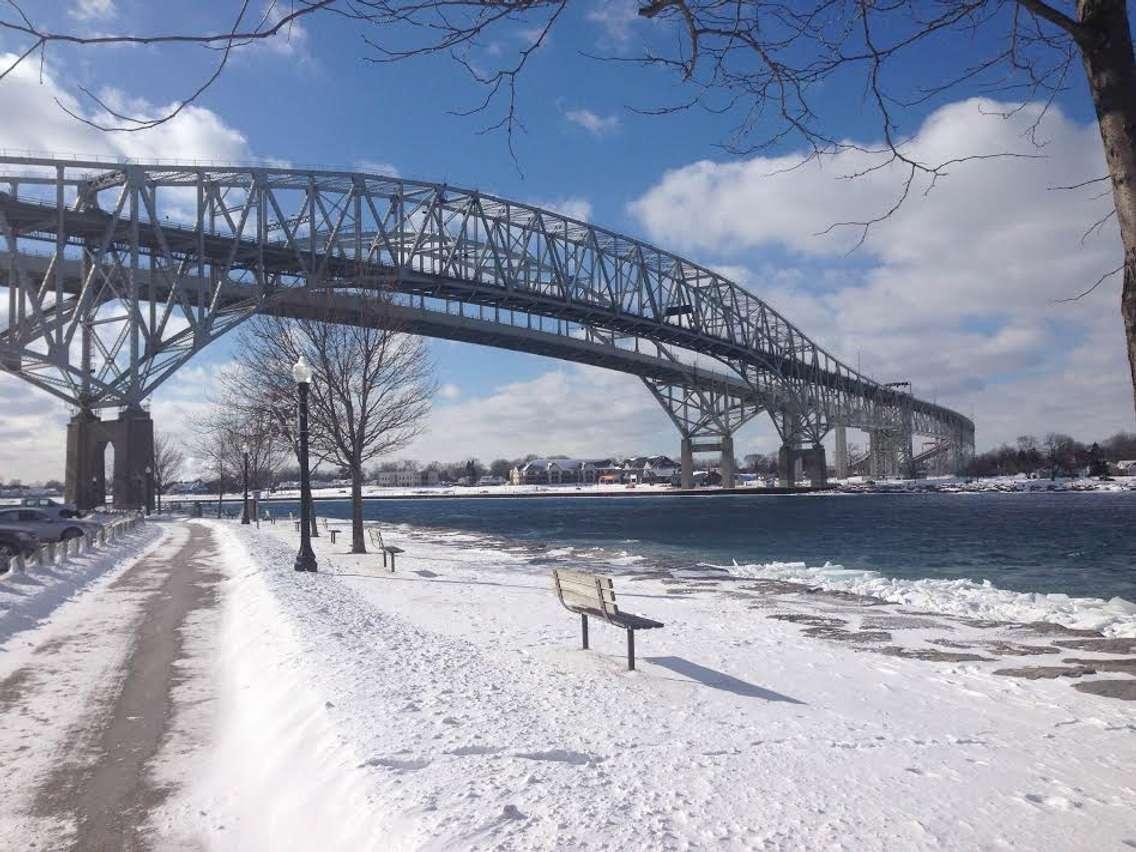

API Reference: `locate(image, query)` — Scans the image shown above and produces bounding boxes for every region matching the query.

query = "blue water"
[269,492,1136,601]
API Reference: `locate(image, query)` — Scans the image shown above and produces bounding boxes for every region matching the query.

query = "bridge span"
[0,156,973,507]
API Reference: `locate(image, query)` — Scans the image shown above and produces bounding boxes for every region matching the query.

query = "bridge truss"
[0,156,974,505]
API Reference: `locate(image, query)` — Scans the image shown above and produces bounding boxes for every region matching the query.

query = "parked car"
[0,528,38,561]
[0,508,99,543]
[20,497,86,519]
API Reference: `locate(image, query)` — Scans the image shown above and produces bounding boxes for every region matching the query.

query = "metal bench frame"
[367,527,404,571]
[552,568,663,670]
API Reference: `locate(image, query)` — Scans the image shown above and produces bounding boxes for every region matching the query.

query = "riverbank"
[4,517,1134,848]
[166,518,1135,848]
[162,472,1136,508]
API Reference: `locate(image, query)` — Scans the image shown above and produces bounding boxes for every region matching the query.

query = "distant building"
[512,458,603,485]
[1112,459,1136,475]
[477,475,507,486]
[376,469,420,488]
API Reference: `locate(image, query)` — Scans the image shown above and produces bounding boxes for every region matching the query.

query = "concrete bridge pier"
[779,443,826,488]
[804,444,827,488]
[834,425,848,479]
[680,433,736,488]
[65,407,154,511]
[868,429,889,478]
[719,434,735,489]
[680,437,695,489]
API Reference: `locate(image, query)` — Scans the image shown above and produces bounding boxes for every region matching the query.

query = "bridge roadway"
[0,159,974,504]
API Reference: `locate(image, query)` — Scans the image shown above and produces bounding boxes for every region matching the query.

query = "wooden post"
[581,613,589,650]
[627,629,635,671]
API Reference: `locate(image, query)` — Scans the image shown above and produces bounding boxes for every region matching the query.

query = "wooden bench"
[551,568,663,670]
[367,527,404,571]
[328,529,339,545]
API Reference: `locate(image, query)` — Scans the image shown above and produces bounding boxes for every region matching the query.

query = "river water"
[270,491,1136,602]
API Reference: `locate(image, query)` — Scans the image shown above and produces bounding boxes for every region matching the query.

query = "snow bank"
[719,560,1136,637]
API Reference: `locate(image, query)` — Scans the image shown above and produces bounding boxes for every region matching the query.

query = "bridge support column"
[65,407,153,511]
[868,429,887,478]
[804,444,827,488]
[778,443,797,488]
[680,437,695,489]
[66,409,103,511]
[719,434,735,489]
[834,425,848,480]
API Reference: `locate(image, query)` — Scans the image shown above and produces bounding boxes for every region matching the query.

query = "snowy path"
[0,521,222,848]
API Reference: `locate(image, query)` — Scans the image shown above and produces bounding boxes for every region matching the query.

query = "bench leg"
[627,629,635,671]
[581,613,589,650]
[390,552,396,573]
[382,549,387,568]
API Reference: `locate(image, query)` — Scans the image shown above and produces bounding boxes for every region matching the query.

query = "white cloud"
[438,383,462,401]
[69,0,116,21]
[0,53,253,482]
[631,98,1133,448]
[0,53,249,163]
[354,159,400,177]
[404,365,678,462]
[565,108,620,137]
[586,1,641,45]
[532,196,593,222]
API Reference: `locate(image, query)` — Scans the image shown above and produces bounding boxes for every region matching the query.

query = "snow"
[0,521,172,841]
[720,560,1136,638]
[152,518,1136,849]
[0,519,163,648]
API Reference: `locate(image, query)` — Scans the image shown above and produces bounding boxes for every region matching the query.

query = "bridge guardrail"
[0,513,145,576]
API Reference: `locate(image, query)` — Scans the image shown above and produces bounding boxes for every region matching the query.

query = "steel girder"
[0,156,974,460]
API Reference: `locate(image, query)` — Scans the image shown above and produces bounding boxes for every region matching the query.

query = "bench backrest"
[367,527,384,548]
[552,569,619,621]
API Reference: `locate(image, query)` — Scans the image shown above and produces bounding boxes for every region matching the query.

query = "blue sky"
[0,1,1131,479]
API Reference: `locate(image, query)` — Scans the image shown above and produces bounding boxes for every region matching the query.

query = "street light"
[240,442,251,525]
[292,355,318,573]
[144,465,153,516]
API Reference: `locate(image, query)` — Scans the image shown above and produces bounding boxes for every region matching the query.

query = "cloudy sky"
[0,1,1131,481]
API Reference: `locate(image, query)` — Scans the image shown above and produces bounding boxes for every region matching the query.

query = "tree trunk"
[1077,0,1136,417]
[351,462,365,553]
[217,462,223,518]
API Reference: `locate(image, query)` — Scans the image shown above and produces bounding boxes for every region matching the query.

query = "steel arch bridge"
[0,155,973,506]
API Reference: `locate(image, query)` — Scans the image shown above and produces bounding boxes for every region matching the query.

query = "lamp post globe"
[293,356,318,573]
[240,442,251,525]
[144,465,153,516]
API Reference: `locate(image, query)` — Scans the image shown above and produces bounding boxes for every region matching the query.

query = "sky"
[0,0,1132,482]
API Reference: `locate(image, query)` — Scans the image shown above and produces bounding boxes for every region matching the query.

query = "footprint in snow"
[514,749,597,766]
[359,756,431,772]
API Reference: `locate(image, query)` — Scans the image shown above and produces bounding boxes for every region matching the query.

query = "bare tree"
[5,2,1136,407]
[228,291,435,552]
[151,431,185,513]
[190,409,235,519]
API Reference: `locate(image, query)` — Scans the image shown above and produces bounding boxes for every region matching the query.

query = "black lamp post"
[293,355,318,573]
[240,443,251,525]
[144,465,153,516]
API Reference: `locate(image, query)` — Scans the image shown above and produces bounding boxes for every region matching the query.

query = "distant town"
[5,430,1136,500]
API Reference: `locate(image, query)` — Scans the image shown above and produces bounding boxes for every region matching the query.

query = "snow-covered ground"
[142,518,1136,849]
[0,520,162,646]
[0,521,171,840]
